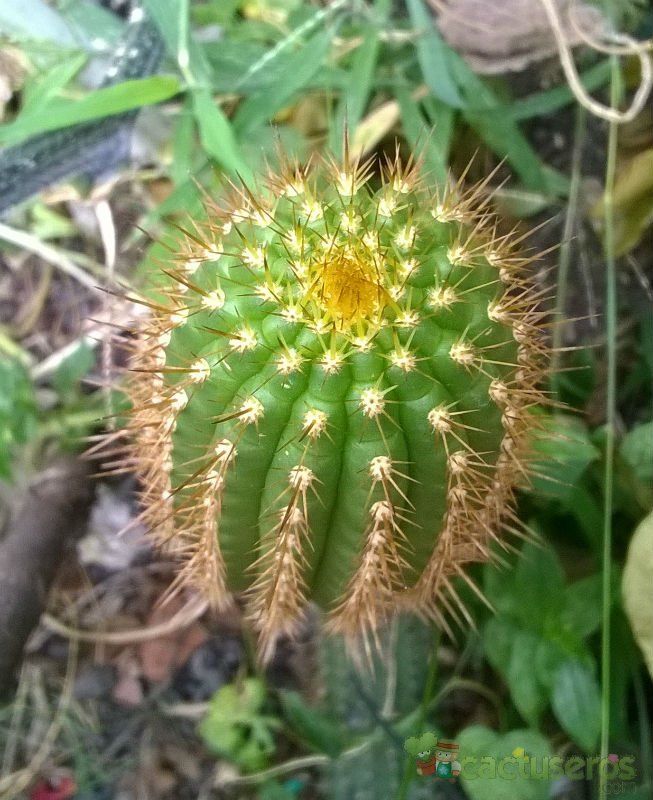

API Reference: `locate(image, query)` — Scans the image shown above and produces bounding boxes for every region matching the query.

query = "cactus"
[112,142,548,660]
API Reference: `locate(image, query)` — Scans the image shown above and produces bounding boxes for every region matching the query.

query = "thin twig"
[0,221,99,291]
[41,595,208,645]
[538,0,652,123]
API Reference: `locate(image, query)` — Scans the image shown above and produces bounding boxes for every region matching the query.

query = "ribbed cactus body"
[121,148,546,658]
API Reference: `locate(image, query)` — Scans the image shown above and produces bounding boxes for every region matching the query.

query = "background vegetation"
[0,1,651,798]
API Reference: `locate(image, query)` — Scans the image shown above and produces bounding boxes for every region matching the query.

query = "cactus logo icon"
[404,733,461,780]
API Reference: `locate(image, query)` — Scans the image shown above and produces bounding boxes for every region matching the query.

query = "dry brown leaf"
[431,0,606,74]
[139,596,208,683]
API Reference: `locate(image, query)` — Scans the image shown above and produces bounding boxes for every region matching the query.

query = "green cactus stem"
[109,142,548,660]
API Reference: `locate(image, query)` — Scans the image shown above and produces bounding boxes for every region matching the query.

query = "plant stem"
[598,59,620,800]
[552,103,586,395]
[395,627,439,800]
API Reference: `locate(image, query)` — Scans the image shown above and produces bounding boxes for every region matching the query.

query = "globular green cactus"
[112,142,547,660]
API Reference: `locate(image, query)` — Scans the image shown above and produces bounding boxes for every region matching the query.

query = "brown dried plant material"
[431,0,606,74]
[0,46,27,120]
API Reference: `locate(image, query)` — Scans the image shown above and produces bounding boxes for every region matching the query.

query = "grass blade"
[0,76,181,146]
[192,87,251,180]
[329,0,391,155]
[233,29,334,136]
[394,85,452,185]
[406,0,464,108]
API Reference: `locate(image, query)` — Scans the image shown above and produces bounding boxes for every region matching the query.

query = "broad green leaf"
[0,76,181,146]
[484,619,548,725]
[506,631,549,725]
[623,509,653,679]
[458,726,553,800]
[621,421,653,485]
[564,484,604,551]
[482,616,517,672]
[233,29,333,135]
[484,540,565,626]
[280,691,345,757]
[534,633,592,693]
[559,574,605,640]
[203,39,271,92]
[530,414,601,502]
[551,659,601,751]
[512,541,565,628]
[483,540,601,729]
[192,87,251,180]
[406,0,464,108]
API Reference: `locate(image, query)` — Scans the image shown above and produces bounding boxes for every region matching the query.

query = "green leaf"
[0,358,37,479]
[192,87,251,180]
[441,50,554,193]
[198,678,278,773]
[484,539,565,626]
[484,619,548,725]
[0,76,181,146]
[512,541,565,628]
[506,631,549,725]
[233,28,334,135]
[280,690,345,757]
[394,85,452,185]
[621,421,653,486]
[457,725,553,800]
[530,414,601,502]
[551,659,601,751]
[21,52,88,115]
[142,0,212,85]
[329,0,391,154]
[483,540,603,729]
[259,781,297,800]
[623,509,653,679]
[406,0,464,108]
[229,0,344,94]
[560,574,605,640]
[591,147,653,256]
[53,340,95,401]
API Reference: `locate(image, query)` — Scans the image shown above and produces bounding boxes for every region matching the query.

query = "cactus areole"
[118,146,548,659]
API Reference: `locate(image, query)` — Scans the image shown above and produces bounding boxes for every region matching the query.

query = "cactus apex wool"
[101,142,549,661]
